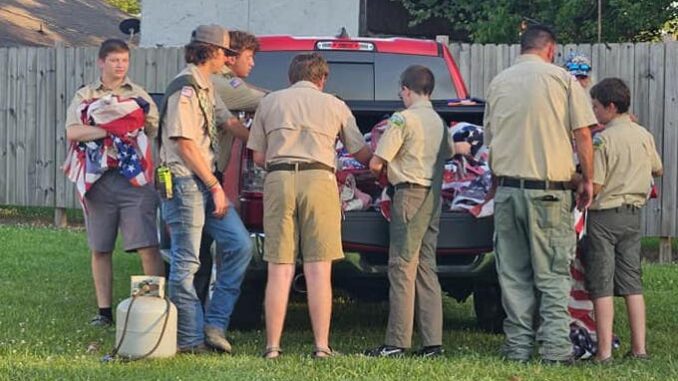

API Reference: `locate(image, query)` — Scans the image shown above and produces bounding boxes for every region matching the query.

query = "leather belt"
[498,176,569,191]
[267,162,334,173]
[394,182,430,190]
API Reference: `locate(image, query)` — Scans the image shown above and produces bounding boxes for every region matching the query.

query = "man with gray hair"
[484,24,597,364]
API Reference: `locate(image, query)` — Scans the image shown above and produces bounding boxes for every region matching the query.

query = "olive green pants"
[493,186,576,361]
[384,188,443,348]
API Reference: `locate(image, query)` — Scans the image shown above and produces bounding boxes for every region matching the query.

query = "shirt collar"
[291,80,321,91]
[515,54,548,64]
[605,113,632,128]
[93,76,133,91]
[409,99,433,110]
[187,64,211,89]
[220,65,234,77]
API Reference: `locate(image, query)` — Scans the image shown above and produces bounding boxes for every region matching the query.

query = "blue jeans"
[161,176,252,349]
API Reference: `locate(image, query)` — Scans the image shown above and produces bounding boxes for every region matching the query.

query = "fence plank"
[634,43,652,234]
[481,44,497,97]
[55,45,73,209]
[646,43,665,236]
[6,48,19,206]
[470,44,484,97]
[620,43,635,97]
[36,48,56,206]
[456,44,471,96]
[24,48,38,206]
[661,42,678,237]
[0,48,7,205]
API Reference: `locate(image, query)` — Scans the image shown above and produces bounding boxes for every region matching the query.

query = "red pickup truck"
[217,35,503,332]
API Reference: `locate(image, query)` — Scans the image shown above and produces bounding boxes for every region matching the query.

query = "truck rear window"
[248,50,457,102]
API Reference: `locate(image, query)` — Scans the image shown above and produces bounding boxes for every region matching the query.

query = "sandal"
[312,346,340,359]
[262,347,282,359]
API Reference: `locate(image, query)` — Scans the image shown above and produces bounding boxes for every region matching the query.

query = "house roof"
[0,0,136,47]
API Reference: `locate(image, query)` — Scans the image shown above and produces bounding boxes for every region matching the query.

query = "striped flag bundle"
[63,94,154,204]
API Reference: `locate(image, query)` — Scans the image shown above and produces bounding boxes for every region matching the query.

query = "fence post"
[659,236,673,263]
[54,207,67,228]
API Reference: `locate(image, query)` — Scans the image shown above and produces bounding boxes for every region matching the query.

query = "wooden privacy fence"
[0,43,676,253]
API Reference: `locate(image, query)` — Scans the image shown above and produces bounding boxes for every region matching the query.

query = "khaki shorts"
[583,206,643,299]
[83,171,159,253]
[262,169,343,264]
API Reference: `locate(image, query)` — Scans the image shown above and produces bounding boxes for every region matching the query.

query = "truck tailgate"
[341,211,494,254]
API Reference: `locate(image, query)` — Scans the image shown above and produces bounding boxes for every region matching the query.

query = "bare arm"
[573,127,594,210]
[369,155,386,177]
[222,117,249,143]
[353,146,373,166]
[252,151,266,168]
[66,125,108,142]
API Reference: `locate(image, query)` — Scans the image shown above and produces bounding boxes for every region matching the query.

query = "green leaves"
[395,0,678,43]
[106,0,141,15]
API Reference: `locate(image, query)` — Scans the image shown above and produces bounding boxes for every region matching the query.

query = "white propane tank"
[115,276,177,359]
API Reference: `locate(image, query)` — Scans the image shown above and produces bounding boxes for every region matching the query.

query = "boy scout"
[364,65,469,357]
[65,39,164,327]
[158,24,252,354]
[484,24,597,364]
[191,30,264,308]
[247,53,371,358]
[585,78,662,363]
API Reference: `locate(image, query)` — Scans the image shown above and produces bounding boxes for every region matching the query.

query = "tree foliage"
[394,0,678,43]
[106,0,141,15]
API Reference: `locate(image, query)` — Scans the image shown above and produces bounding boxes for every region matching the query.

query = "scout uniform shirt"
[212,66,265,112]
[65,76,159,142]
[484,54,597,182]
[375,99,454,186]
[159,64,233,177]
[591,114,662,210]
[212,66,266,171]
[247,80,364,168]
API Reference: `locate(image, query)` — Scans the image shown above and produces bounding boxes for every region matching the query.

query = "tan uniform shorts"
[262,169,344,264]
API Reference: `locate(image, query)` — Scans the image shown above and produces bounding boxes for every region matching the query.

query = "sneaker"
[363,345,405,357]
[89,314,113,327]
[413,345,445,358]
[204,326,232,354]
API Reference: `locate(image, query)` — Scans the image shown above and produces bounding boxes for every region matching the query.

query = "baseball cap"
[191,24,239,56]
[564,52,592,77]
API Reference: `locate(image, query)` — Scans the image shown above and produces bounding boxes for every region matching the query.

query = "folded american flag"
[63,94,153,204]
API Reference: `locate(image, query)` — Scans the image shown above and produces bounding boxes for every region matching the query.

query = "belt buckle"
[294,162,300,171]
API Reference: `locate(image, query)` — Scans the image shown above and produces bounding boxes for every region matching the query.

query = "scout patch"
[181,86,194,98]
[229,78,243,89]
[389,112,405,129]
[593,134,604,150]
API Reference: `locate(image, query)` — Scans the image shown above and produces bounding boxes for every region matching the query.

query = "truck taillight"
[240,150,266,193]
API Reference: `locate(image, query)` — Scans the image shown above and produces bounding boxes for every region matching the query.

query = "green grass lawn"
[0,225,677,381]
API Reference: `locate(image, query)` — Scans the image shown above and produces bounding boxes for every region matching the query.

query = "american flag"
[62,94,153,207]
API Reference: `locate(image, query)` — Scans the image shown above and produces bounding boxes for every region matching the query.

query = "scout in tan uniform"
[158,25,252,353]
[65,39,164,327]
[247,53,371,358]
[484,24,597,363]
[585,78,663,363]
[364,65,470,358]
[191,31,265,308]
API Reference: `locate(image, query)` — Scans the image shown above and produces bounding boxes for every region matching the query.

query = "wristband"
[205,177,219,189]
